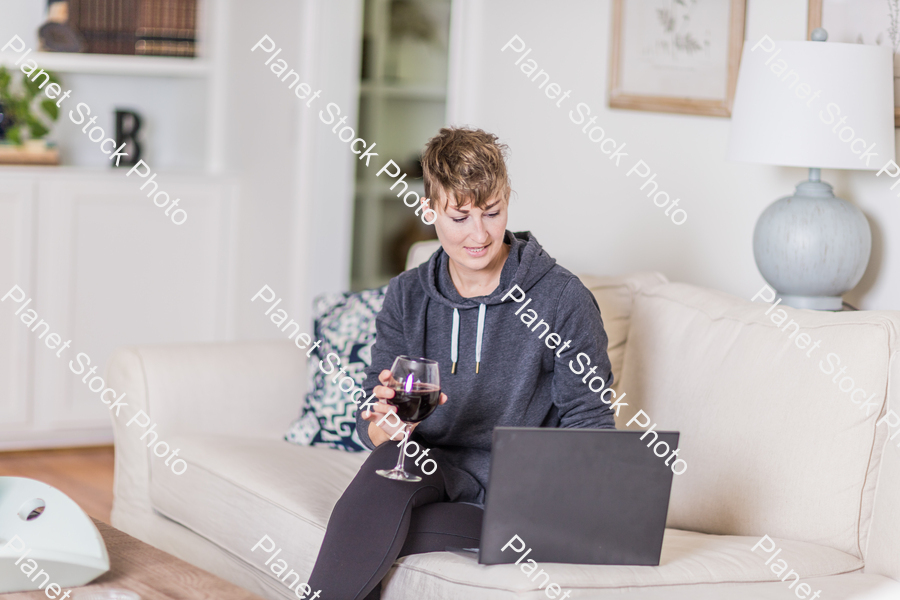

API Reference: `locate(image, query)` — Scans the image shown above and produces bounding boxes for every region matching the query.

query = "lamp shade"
[728,39,895,170]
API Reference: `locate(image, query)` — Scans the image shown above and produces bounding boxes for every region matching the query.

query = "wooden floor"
[0,446,115,523]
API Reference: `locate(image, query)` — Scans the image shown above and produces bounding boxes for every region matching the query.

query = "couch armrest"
[106,340,305,524]
[106,340,304,438]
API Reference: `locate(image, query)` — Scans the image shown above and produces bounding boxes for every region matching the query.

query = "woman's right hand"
[362,369,448,446]
[361,370,406,445]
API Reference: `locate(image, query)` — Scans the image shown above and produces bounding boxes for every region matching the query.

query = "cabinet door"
[32,176,235,432]
[0,178,35,434]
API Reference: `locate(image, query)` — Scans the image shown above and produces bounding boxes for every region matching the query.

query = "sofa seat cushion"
[618,282,900,558]
[384,569,895,600]
[384,529,861,597]
[147,435,863,595]
[148,434,368,579]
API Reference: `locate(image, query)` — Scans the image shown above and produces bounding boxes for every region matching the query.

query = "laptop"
[477,427,678,566]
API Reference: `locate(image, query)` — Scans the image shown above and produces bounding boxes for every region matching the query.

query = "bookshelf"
[0,0,225,172]
[351,0,452,291]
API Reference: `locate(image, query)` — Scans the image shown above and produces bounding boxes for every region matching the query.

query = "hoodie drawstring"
[450,304,486,374]
[475,304,485,374]
[451,308,460,374]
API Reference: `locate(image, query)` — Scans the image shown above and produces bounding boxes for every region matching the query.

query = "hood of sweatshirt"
[417,230,558,373]
[418,230,557,308]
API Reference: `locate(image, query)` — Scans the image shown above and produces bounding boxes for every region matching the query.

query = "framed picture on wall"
[808,0,900,126]
[608,0,746,117]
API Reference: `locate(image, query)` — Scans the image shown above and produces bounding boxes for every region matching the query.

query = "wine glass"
[376,355,441,482]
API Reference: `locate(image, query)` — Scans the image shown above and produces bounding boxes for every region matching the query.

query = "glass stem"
[393,424,412,472]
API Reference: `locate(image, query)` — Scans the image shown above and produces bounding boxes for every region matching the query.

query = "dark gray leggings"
[307,441,483,600]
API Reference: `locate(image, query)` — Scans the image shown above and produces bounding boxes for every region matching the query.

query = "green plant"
[0,66,61,145]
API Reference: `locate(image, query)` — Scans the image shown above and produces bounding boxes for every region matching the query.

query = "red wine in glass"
[388,382,441,423]
[376,356,440,482]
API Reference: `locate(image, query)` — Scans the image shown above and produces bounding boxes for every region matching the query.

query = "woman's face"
[432,192,509,272]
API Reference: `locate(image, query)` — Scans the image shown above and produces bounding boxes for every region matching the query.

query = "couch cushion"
[384,529,862,598]
[149,435,368,581]
[285,286,387,452]
[578,272,667,414]
[618,282,900,558]
[384,570,896,600]
[406,239,441,270]
[149,435,864,597]
[864,342,900,578]
[865,432,900,580]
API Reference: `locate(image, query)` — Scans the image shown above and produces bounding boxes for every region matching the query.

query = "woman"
[307,127,616,599]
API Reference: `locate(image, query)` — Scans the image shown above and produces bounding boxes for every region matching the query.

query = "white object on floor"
[0,477,110,593]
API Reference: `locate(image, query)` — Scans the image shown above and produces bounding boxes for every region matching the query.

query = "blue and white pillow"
[284,285,388,452]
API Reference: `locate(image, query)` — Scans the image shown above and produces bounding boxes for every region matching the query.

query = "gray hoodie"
[357,230,616,504]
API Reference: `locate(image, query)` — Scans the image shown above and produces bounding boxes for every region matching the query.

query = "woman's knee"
[336,444,442,509]
[365,440,403,469]
[364,438,444,482]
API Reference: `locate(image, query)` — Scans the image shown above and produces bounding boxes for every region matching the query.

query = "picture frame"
[808,0,900,126]
[608,0,747,117]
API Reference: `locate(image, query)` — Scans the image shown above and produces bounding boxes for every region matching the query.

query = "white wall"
[449,0,900,310]
[0,1,46,50]
[225,0,361,339]
[220,0,304,339]
[288,0,362,327]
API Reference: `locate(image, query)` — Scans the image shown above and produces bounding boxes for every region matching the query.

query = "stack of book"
[136,0,197,57]
[67,0,197,57]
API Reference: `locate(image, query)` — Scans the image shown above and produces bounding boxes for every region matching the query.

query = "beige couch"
[107,268,900,599]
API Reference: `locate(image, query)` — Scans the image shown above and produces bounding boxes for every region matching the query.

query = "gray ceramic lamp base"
[753,179,871,311]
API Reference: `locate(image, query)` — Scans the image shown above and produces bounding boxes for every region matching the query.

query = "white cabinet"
[0,168,235,449]
[0,177,35,431]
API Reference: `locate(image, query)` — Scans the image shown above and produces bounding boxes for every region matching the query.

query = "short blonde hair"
[421,127,511,212]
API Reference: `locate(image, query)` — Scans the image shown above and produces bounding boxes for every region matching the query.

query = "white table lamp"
[727,29,895,309]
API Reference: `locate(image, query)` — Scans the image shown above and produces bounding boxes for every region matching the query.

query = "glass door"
[351,0,451,290]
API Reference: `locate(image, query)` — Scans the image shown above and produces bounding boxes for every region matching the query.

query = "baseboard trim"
[0,429,114,452]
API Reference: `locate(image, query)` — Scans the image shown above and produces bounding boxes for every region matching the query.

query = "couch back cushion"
[865,436,900,578]
[865,353,900,576]
[284,286,387,452]
[619,282,900,559]
[579,272,668,403]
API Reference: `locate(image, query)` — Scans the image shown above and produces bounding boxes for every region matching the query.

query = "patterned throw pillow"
[284,285,388,452]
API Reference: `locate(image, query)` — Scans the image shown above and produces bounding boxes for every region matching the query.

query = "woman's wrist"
[368,421,388,447]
